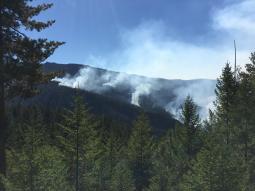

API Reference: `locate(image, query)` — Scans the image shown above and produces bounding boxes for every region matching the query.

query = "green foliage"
[214,63,238,144]
[57,95,104,190]
[181,95,201,159]
[3,108,70,191]
[1,0,63,96]
[148,127,187,191]
[111,159,135,191]
[128,113,153,191]
[181,133,247,191]
[0,1,63,188]
[5,146,71,191]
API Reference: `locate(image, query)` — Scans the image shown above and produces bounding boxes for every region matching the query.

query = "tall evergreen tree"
[128,113,153,191]
[148,127,187,191]
[100,120,125,190]
[0,0,63,179]
[58,95,103,190]
[214,63,237,144]
[236,52,255,188]
[180,95,201,159]
[181,127,247,191]
[236,73,254,160]
[8,109,45,191]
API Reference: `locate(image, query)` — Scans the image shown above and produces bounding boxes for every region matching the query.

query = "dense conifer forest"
[1,1,255,190]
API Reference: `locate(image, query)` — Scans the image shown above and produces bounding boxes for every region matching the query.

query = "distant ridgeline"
[30,62,214,132]
[8,62,215,134]
[44,62,216,116]
[7,62,183,134]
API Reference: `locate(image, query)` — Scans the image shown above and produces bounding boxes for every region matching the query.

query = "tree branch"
[10,27,28,38]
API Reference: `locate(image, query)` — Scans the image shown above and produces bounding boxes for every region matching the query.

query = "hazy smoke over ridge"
[131,83,152,106]
[165,81,216,119]
[53,66,216,119]
[54,67,156,106]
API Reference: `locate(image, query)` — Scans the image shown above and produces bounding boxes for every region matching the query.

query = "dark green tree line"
[1,1,255,189]
[0,0,63,184]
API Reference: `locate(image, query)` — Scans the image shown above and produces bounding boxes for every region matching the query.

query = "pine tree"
[0,0,63,180]
[57,95,103,190]
[127,112,153,191]
[236,52,255,189]
[181,127,247,191]
[7,109,45,191]
[100,120,125,190]
[214,63,237,144]
[180,95,201,159]
[148,127,187,191]
[236,73,255,161]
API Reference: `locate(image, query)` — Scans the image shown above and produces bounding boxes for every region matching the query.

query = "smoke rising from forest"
[164,81,216,119]
[53,66,216,119]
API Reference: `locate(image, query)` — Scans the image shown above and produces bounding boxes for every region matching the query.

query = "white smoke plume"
[53,66,216,119]
[165,80,216,119]
[54,67,111,93]
[53,66,156,106]
[131,83,151,106]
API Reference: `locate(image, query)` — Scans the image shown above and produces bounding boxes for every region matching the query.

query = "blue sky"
[30,0,255,79]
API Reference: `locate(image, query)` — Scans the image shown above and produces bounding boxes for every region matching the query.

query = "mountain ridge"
[18,62,216,133]
[46,62,216,119]
[43,62,216,82]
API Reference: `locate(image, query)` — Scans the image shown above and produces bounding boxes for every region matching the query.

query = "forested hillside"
[3,58,255,190]
[44,62,216,119]
[11,81,178,134]
[1,1,255,191]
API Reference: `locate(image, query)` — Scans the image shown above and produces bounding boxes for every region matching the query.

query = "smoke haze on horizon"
[53,66,216,119]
